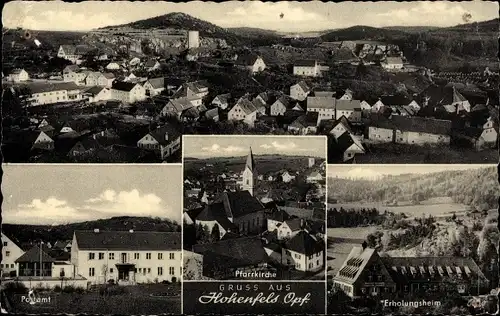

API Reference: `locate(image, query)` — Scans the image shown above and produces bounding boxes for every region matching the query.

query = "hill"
[328,166,498,210]
[382,26,441,33]
[2,216,181,246]
[320,25,407,41]
[226,27,279,38]
[437,18,499,33]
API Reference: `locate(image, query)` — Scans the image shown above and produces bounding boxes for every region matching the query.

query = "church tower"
[242,147,257,196]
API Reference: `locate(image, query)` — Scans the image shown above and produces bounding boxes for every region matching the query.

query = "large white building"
[7,69,29,82]
[26,82,84,106]
[111,81,146,103]
[71,230,182,284]
[1,233,25,277]
[293,60,320,77]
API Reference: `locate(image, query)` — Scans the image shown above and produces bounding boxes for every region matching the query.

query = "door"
[121,253,127,263]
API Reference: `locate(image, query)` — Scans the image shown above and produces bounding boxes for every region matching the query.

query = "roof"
[294,81,311,93]
[74,230,181,250]
[385,57,403,65]
[167,98,193,113]
[185,80,208,94]
[336,99,361,111]
[336,132,356,152]
[294,59,317,67]
[290,112,319,128]
[235,53,261,66]
[307,96,335,109]
[234,97,258,115]
[213,93,231,104]
[10,68,26,74]
[16,245,55,263]
[149,125,181,146]
[216,191,265,219]
[421,85,470,107]
[379,95,411,107]
[313,91,335,98]
[369,114,453,135]
[269,209,291,222]
[84,86,106,96]
[283,218,302,232]
[3,129,52,146]
[245,147,256,172]
[63,65,80,73]
[332,116,353,134]
[24,82,81,94]
[147,78,165,89]
[111,81,137,92]
[285,231,323,255]
[205,108,219,119]
[197,203,238,232]
[334,246,377,284]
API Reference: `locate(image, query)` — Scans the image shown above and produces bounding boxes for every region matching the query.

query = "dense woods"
[328,167,498,210]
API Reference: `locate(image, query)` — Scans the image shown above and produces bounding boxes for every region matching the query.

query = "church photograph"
[182,135,327,280]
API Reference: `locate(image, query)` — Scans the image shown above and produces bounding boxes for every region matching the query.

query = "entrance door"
[118,268,129,281]
[121,253,127,263]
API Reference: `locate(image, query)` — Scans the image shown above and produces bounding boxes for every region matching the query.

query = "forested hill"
[2,216,181,246]
[328,166,498,210]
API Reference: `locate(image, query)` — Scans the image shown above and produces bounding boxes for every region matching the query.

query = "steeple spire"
[246,147,255,172]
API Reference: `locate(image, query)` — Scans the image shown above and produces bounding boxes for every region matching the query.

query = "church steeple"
[242,147,257,196]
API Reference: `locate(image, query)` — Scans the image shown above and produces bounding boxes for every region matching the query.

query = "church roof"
[245,147,256,172]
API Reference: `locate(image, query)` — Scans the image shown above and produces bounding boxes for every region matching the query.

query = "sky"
[183,135,326,158]
[2,164,183,225]
[2,1,498,32]
[328,164,495,180]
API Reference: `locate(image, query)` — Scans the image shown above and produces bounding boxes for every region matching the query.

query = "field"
[3,283,181,314]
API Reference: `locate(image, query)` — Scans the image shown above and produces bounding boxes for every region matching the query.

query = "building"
[281,171,295,183]
[71,230,181,284]
[277,218,303,240]
[211,93,231,110]
[174,81,209,99]
[290,81,311,101]
[333,245,490,298]
[106,62,121,70]
[144,59,161,72]
[307,96,336,122]
[242,147,258,196]
[136,125,181,160]
[83,86,112,103]
[336,132,365,162]
[161,98,197,118]
[382,57,404,71]
[420,85,471,114]
[288,112,319,134]
[270,96,301,116]
[26,82,83,106]
[283,231,324,272]
[57,45,93,64]
[235,54,266,73]
[143,77,166,96]
[7,68,29,82]
[293,60,319,77]
[188,30,200,49]
[16,245,55,278]
[85,72,115,87]
[339,89,354,100]
[336,100,362,123]
[1,233,24,277]
[110,81,146,103]
[368,114,452,145]
[306,171,323,183]
[228,97,259,127]
[308,157,315,168]
[267,209,292,232]
[328,116,353,139]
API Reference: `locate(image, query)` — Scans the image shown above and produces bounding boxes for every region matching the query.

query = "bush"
[171,277,177,283]
[106,285,126,296]
[3,282,27,295]
[62,285,85,294]
[54,285,62,292]
[107,279,115,285]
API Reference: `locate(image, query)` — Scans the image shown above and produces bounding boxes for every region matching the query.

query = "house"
[360,100,372,111]
[16,245,56,277]
[336,132,365,162]
[4,129,55,152]
[288,112,319,134]
[7,68,29,82]
[281,171,295,183]
[68,138,101,157]
[161,97,197,118]
[71,230,181,284]
[290,81,311,101]
[420,85,471,114]
[307,96,336,122]
[204,108,220,122]
[228,97,259,127]
[57,45,93,64]
[333,245,489,298]
[106,62,121,70]
[293,60,319,77]
[144,59,161,72]
[211,93,231,110]
[110,81,146,103]
[368,114,452,145]
[339,89,354,100]
[1,233,25,277]
[277,218,303,240]
[136,125,181,160]
[85,72,115,87]
[267,209,292,232]
[306,171,323,183]
[283,231,324,272]
[129,57,141,67]
[84,86,112,103]
[174,81,209,99]
[382,57,404,71]
[53,240,73,252]
[336,100,362,123]
[235,54,266,73]
[26,82,83,106]
[373,95,418,114]
[143,78,166,96]
[270,95,301,116]
[328,116,353,139]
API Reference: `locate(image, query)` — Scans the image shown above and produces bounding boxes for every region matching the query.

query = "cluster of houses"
[1,230,182,288]
[183,148,326,280]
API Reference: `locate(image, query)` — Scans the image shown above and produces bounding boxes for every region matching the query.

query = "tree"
[195,223,210,244]
[210,224,221,243]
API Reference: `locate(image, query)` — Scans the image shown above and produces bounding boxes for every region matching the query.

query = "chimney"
[361,241,368,250]
[165,132,169,141]
[94,228,100,233]
[300,219,304,229]
[129,229,134,233]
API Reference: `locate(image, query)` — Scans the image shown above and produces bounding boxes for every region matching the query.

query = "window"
[169,253,175,260]
[158,253,163,260]
[317,260,319,266]
[110,268,114,273]
[88,253,95,260]
[6,251,10,257]
[138,268,142,273]
[89,268,95,276]
[169,267,175,275]
[158,267,163,275]
[147,268,151,274]
[3,241,7,247]
[143,269,146,275]
[109,253,115,260]
[146,253,151,260]
[134,253,140,260]
[10,264,14,268]
[98,253,104,260]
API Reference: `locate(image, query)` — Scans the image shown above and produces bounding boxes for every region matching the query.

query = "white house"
[228,97,259,128]
[277,218,303,240]
[281,171,295,183]
[173,81,209,99]
[360,100,372,111]
[111,81,146,104]
[329,116,353,139]
[136,125,181,160]
[85,72,115,87]
[84,86,112,103]
[7,69,29,82]
[1,233,25,276]
[57,45,92,64]
[106,62,121,70]
[293,60,319,77]
[71,230,182,284]
[282,231,324,272]
[143,78,165,96]
[306,171,323,183]
[27,82,83,106]
[382,57,404,71]
[267,210,291,232]
[290,81,311,101]
[235,54,266,73]
[336,132,365,162]
[307,96,336,122]
[336,100,362,123]
[270,96,300,116]
[339,89,353,100]
[212,93,231,110]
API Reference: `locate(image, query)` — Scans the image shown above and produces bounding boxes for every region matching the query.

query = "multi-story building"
[1,233,25,277]
[293,60,319,77]
[27,82,83,106]
[71,230,182,284]
[110,81,146,104]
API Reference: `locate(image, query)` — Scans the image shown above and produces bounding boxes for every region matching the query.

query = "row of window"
[1,264,15,269]
[88,252,176,260]
[88,266,178,277]
[308,260,321,269]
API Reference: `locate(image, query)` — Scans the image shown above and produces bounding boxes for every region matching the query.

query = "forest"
[327,167,498,210]
[327,207,406,228]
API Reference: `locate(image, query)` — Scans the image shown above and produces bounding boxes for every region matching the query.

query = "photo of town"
[1,165,182,314]
[326,165,499,314]
[2,1,498,163]
[182,135,327,280]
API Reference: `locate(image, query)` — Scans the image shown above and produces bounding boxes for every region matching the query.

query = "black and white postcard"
[182,135,327,313]
[1,164,182,314]
[326,164,499,314]
[2,1,498,164]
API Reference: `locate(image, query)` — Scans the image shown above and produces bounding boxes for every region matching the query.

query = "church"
[192,147,267,238]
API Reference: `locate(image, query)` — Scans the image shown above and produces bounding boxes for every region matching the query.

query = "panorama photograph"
[1,1,498,163]
[326,164,499,315]
[1,165,182,314]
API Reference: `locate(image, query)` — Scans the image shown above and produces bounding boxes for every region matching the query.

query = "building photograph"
[182,135,327,281]
[326,164,499,314]
[1,164,182,315]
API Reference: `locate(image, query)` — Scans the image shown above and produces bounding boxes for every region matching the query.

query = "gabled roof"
[26,82,81,94]
[147,78,165,89]
[285,231,323,255]
[336,99,361,111]
[269,209,291,222]
[334,246,377,284]
[185,80,209,94]
[235,53,261,66]
[84,86,106,96]
[16,245,55,263]
[205,108,219,120]
[10,68,26,75]
[294,59,317,67]
[283,218,302,232]
[74,230,181,250]
[63,65,80,73]
[148,125,181,146]
[421,85,470,107]
[216,191,265,219]
[369,114,453,135]
[213,93,231,104]
[332,116,353,134]
[111,81,138,92]
[379,95,411,107]
[313,91,335,98]
[293,81,310,93]
[336,132,357,152]
[290,112,319,128]
[245,147,256,172]
[167,97,193,113]
[307,96,335,109]
[234,97,258,115]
